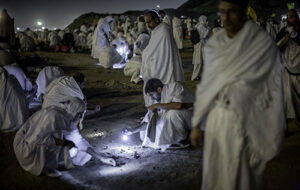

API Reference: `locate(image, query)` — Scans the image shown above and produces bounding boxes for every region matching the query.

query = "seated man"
[14,97,115,178]
[14,97,84,177]
[0,66,29,132]
[123,47,143,84]
[111,37,130,61]
[123,33,150,84]
[99,45,123,69]
[123,78,194,150]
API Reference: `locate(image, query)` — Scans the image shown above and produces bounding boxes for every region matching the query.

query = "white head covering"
[59,97,86,119]
[36,66,65,98]
[199,15,207,25]
[104,16,114,24]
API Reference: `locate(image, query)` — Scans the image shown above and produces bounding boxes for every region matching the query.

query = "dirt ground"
[0,45,299,190]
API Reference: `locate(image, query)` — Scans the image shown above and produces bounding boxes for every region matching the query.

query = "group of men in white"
[0,0,300,189]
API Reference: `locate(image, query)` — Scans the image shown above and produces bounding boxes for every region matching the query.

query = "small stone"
[134,152,140,159]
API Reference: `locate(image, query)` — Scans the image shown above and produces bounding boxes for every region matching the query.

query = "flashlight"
[69,147,78,158]
[122,134,129,141]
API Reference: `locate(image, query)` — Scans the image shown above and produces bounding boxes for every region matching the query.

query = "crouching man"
[123,78,194,150]
[13,97,115,178]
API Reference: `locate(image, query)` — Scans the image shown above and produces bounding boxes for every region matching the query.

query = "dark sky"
[1,0,187,30]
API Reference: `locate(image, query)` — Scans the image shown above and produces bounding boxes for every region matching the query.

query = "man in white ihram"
[42,73,116,167]
[172,16,184,50]
[124,32,150,84]
[190,0,285,189]
[0,66,28,132]
[14,97,86,177]
[123,78,194,150]
[91,16,114,59]
[159,10,172,28]
[191,15,210,81]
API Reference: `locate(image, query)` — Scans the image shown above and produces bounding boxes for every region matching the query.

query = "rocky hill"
[67,0,298,30]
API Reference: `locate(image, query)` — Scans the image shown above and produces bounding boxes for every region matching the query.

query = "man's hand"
[148,103,160,112]
[64,140,76,149]
[190,125,203,149]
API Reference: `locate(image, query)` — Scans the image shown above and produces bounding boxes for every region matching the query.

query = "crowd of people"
[0,0,299,189]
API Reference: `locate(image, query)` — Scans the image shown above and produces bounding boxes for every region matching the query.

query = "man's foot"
[167,141,190,150]
[42,168,62,177]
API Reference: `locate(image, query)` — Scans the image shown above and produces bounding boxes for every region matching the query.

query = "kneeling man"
[123,78,194,150]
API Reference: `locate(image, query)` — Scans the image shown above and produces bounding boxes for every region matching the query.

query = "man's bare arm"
[148,102,193,111]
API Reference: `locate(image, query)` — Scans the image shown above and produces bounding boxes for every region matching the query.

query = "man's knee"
[165,109,192,129]
[165,110,184,121]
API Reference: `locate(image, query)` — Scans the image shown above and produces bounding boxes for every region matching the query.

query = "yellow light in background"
[287,3,295,10]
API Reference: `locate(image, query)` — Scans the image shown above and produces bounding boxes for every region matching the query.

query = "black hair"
[145,78,164,94]
[73,73,85,84]
[145,10,161,21]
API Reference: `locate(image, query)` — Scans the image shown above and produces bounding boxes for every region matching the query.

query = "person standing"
[190,0,285,189]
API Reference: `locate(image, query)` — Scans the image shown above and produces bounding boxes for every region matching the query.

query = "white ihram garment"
[282,40,300,122]
[191,16,210,80]
[0,67,29,132]
[4,65,32,92]
[42,76,92,166]
[35,66,64,100]
[192,21,285,190]
[172,17,183,50]
[99,46,123,69]
[124,55,142,84]
[163,15,172,28]
[13,98,86,176]
[140,82,194,150]
[91,16,113,59]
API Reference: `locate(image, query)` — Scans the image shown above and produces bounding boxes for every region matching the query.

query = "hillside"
[67,0,298,30]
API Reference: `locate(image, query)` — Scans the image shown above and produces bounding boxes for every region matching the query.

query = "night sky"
[1,0,187,30]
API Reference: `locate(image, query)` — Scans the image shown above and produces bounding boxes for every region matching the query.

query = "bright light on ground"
[42,27,45,30]
[122,135,128,141]
[156,5,160,8]
[99,162,142,177]
[16,27,20,31]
